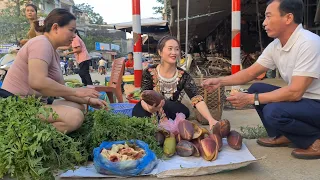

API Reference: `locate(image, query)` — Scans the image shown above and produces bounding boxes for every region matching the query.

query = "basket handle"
[200,74,208,102]
[204,86,208,102]
[218,87,221,116]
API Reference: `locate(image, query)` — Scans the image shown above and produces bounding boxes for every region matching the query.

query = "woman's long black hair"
[75,29,82,39]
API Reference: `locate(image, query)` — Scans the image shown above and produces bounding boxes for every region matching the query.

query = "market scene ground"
[54,72,319,180]
[1,0,320,179]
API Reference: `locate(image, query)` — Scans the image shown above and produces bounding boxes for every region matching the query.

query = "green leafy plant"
[0,96,87,180]
[70,110,163,158]
[74,3,104,24]
[240,125,268,139]
[0,96,163,179]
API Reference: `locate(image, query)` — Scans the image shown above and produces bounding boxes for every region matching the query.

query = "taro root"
[176,140,194,157]
[163,134,176,157]
[209,133,223,151]
[178,121,194,141]
[227,130,243,150]
[155,132,165,146]
[212,119,231,138]
[200,137,219,161]
[141,90,164,106]
[109,155,120,162]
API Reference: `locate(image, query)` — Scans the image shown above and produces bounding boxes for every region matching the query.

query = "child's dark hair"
[25,4,38,14]
[33,8,76,33]
[128,52,133,55]
[157,35,180,52]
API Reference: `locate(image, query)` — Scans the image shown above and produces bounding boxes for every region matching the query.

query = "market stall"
[0,87,258,179]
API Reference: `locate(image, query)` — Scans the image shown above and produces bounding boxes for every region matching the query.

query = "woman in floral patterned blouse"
[132,36,218,129]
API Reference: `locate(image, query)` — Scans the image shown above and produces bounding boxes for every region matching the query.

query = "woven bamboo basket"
[193,77,226,125]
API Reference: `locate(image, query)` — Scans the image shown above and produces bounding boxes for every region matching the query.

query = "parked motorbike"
[0,53,16,82]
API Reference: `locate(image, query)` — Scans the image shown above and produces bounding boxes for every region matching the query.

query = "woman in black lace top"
[132,36,218,129]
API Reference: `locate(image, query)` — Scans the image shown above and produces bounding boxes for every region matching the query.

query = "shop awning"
[170,0,231,45]
[114,18,169,34]
[169,0,267,46]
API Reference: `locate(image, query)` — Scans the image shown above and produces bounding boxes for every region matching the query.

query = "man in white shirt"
[203,0,320,159]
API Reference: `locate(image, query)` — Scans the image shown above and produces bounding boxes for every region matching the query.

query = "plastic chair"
[87,58,125,103]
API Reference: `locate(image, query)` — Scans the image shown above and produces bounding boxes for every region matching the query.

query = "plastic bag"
[93,140,158,176]
[158,113,186,135]
[99,91,110,104]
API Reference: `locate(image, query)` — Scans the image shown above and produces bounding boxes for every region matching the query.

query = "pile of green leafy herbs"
[0,96,87,180]
[70,110,163,159]
[0,96,162,179]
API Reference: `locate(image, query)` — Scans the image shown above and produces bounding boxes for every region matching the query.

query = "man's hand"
[202,78,221,93]
[226,92,254,109]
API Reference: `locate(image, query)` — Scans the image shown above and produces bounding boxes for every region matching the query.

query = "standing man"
[66,30,93,86]
[203,0,320,159]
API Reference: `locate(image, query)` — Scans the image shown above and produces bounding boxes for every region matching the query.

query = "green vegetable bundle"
[0,96,163,179]
[0,97,87,180]
[70,110,163,158]
[132,90,141,100]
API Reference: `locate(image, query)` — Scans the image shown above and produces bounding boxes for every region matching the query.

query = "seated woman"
[132,36,217,129]
[2,8,106,133]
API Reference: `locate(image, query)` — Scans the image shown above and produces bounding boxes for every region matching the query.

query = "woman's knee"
[53,99,85,111]
[50,105,84,133]
[180,104,190,118]
[67,108,84,130]
[163,101,190,119]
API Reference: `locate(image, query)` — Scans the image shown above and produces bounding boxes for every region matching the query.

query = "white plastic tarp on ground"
[60,139,258,178]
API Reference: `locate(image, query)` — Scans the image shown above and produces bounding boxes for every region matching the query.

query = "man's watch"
[254,93,260,106]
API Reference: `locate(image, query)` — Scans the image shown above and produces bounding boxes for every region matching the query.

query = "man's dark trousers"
[248,83,320,149]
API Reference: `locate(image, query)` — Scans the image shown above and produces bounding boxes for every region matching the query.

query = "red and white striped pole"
[132,0,142,87]
[231,0,241,74]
